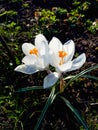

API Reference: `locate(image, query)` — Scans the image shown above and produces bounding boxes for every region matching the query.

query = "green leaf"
[64,64,98,88]
[17,86,44,92]
[60,96,89,130]
[81,74,98,80]
[34,86,56,130]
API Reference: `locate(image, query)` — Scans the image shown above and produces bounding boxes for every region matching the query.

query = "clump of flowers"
[14,34,92,130]
[15,34,86,90]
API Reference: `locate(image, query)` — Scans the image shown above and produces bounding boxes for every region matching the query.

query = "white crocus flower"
[44,37,86,89]
[15,34,49,74]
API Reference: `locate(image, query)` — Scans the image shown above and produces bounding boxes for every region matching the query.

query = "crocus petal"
[49,50,59,67]
[35,34,49,55]
[38,55,49,69]
[22,55,37,65]
[14,64,39,74]
[43,72,60,89]
[49,37,63,66]
[49,37,62,53]
[35,56,47,70]
[56,61,72,72]
[63,40,75,62]
[67,53,86,72]
[22,43,35,55]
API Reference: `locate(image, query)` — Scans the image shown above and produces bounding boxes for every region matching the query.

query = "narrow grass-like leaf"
[64,64,98,88]
[34,86,56,130]
[60,96,89,130]
[64,75,75,80]
[81,74,98,80]
[64,74,98,82]
[17,86,43,92]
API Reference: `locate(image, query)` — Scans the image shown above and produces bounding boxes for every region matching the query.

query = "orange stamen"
[59,51,67,58]
[58,51,67,65]
[29,48,38,56]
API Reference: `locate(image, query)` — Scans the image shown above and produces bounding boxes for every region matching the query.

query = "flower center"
[58,51,67,65]
[29,48,38,56]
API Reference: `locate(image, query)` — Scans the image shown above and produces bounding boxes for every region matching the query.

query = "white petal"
[49,37,63,67]
[22,43,35,55]
[22,56,48,71]
[35,34,49,55]
[56,61,72,72]
[49,50,59,67]
[22,55,37,65]
[43,72,60,89]
[14,64,39,74]
[39,55,49,69]
[63,40,75,62]
[49,37,62,53]
[68,53,86,72]
[36,57,46,70]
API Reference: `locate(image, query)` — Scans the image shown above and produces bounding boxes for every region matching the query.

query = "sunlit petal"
[22,55,37,65]
[35,56,46,70]
[49,37,62,53]
[56,61,72,72]
[68,53,86,72]
[49,50,59,67]
[22,43,35,55]
[43,72,60,89]
[14,64,39,74]
[35,34,49,55]
[40,55,49,68]
[63,40,75,62]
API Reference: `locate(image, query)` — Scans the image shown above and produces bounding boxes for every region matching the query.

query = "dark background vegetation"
[0,0,98,129]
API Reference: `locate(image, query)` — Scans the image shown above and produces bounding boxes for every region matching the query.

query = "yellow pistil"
[29,48,38,56]
[58,51,67,65]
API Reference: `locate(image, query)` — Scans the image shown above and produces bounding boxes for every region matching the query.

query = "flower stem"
[60,76,65,93]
